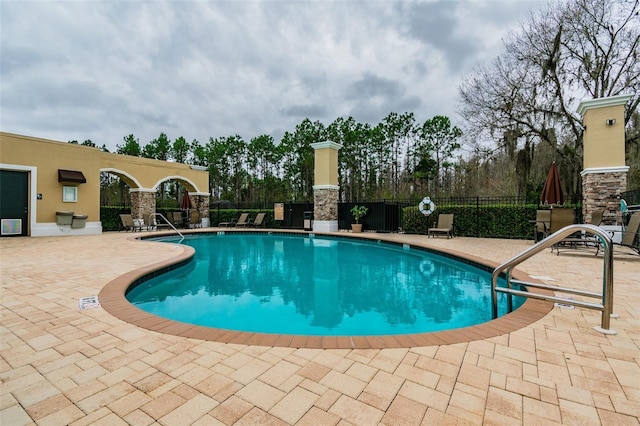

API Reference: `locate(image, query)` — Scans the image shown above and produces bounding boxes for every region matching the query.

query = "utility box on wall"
[72,214,88,228]
[56,211,74,226]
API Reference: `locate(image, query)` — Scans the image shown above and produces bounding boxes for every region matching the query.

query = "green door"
[0,170,29,237]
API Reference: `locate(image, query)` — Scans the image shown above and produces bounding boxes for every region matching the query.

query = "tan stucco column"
[577,94,632,224]
[311,141,342,232]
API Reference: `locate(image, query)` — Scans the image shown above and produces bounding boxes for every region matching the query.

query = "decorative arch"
[100,168,144,189]
[152,175,202,193]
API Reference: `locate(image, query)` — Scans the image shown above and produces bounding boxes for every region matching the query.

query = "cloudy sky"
[1,0,550,153]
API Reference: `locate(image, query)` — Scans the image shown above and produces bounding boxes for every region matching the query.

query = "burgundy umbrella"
[180,193,193,210]
[540,162,565,206]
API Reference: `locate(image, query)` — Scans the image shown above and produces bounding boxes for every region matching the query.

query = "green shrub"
[403,206,433,235]
[100,207,129,231]
[102,204,579,239]
[100,207,280,231]
[402,204,581,239]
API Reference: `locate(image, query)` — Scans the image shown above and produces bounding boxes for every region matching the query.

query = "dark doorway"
[0,170,29,236]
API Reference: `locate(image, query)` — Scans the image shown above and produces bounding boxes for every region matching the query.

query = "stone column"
[311,141,342,232]
[577,94,632,225]
[129,189,156,221]
[582,171,627,224]
[191,192,210,227]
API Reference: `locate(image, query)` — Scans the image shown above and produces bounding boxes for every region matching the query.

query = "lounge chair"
[170,211,185,228]
[119,214,140,232]
[188,210,201,228]
[234,213,251,227]
[142,212,156,231]
[585,211,640,257]
[615,212,640,255]
[428,214,454,238]
[249,212,266,227]
[552,209,605,255]
[154,213,172,230]
[589,209,604,226]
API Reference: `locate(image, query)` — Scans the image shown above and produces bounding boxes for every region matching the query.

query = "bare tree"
[459,0,639,199]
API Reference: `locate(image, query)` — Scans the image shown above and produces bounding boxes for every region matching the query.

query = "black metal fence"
[101,195,590,238]
[335,196,547,237]
[621,188,640,208]
[208,201,313,229]
[337,201,408,232]
[277,196,550,238]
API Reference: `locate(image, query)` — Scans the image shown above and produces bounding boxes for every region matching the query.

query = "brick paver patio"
[1,230,638,425]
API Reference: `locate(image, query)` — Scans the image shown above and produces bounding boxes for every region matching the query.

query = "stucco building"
[0,132,210,237]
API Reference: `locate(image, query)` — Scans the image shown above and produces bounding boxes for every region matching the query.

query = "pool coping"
[98,229,554,349]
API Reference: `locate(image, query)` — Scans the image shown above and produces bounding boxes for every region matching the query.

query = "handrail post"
[153,213,185,243]
[595,236,615,334]
[506,269,513,313]
[491,275,498,319]
[491,224,616,334]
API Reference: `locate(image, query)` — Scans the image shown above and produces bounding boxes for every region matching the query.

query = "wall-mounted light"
[606,119,616,126]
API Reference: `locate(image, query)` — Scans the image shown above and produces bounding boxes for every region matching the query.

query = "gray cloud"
[396,1,482,70]
[0,0,550,151]
[345,73,404,101]
[343,73,422,123]
[280,104,329,118]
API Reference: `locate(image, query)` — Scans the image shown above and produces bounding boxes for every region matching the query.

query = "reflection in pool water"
[126,234,523,336]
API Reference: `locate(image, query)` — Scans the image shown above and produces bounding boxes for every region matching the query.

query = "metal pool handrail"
[491,224,615,334]
[153,213,184,243]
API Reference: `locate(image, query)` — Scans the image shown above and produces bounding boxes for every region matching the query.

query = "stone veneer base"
[313,187,339,222]
[582,171,627,225]
[312,220,338,232]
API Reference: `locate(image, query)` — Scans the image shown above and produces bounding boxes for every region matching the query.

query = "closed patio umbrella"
[540,162,565,206]
[180,192,193,211]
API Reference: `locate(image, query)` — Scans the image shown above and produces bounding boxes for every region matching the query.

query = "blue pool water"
[126,233,523,336]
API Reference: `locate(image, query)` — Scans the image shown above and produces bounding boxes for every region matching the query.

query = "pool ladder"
[491,224,616,334]
[152,213,184,243]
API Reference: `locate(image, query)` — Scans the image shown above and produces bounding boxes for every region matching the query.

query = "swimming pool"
[125,233,525,336]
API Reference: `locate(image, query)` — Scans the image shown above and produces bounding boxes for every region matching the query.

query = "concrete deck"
[1,230,638,425]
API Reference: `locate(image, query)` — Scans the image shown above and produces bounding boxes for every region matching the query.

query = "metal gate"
[338,202,406,232]
[282,202,314,229]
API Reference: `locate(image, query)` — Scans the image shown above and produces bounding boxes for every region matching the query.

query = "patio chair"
[428,214,454,238]
[119,214,140,232]
[169,211,185,228]
[548,207,576,234]
[533,209,551,242]
[218,218,236,227]
[585,211,640,257]
[234,213,251,227]
[548,207,577,250]
[153,213,172,230]
[142,212,156,231]
[615,212,640,255]
[189,210,201,228]
[589,209,604,226]
[551,208,605,255]
[248,212,266,227]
